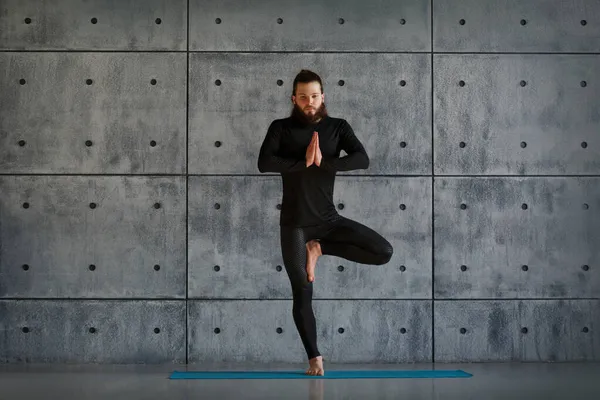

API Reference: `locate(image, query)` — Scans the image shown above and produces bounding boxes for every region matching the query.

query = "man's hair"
[292,69,323,96]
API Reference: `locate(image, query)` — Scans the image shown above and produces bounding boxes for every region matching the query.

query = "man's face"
[292,81,324,117]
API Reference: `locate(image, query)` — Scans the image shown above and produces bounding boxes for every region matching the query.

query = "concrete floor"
[1,362,599,399]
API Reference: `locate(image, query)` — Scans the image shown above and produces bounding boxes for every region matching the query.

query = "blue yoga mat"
[170,369,472,379]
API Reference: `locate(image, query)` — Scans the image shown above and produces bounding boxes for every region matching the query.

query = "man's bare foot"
[305,239,322,283]
[306,355,325,376]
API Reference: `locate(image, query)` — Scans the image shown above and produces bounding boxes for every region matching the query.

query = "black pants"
[280,215,394,360]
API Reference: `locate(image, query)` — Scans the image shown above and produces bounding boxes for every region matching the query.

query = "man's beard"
[290,102,328,125]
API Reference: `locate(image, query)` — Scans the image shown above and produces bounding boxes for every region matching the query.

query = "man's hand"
[314,133,322,167]
[306,132,316,167]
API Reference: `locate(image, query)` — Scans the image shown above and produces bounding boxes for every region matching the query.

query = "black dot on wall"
[400,265,406,272]
[520,80,527,87]
[24,17,31,24]
[277,79,283,86]
[89,264,96,271]
[520,19,527,25]
[19,78,26,85]
[154,265,160,271]
[215,79,221,86]
[521,142,527,148]
[459,19,466,25]
[214,203,220,210]
[459,80,465,86]
[22,327,29,333]
[337,203,344,210]
[460,204,467,209]
[214,328,221,334]
[277,18,283,24]
[19,140,26,147]
[91,18,98,24]
[154,202,161,209]
[85,140,93,147]
[154,328,160,333]
[215,18,221,24]
[338,328,345,333]
[337,265,344,272]
[400,80,406,86]
[86,79,93,85]
[89,202,96,209]
[89,327,96,333]
[459,142,466,148]
[581,20,587,26]
[400,328,407,333]
[460,265,467,271]
[151,78,157,85]
[215,141,222,147]
[400,141,407,147]
[150,140,157,147]
[22,202,29,208]
[460,328,467,334]
[155,18,162,24]
[22,264,30,271]
[214,265,220,271]
[338,80,345,86]
[338,18,345,24]
[276,327,283,333]
[400,204,406,210]
[580,81,587,87]
[522,265,529,271]
[521,203,528,210]
[276,265,282,272]
[581,142,587,148]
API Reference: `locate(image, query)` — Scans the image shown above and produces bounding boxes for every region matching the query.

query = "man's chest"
[279,127,339,157]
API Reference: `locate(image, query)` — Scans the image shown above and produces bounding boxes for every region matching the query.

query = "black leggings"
[280,215,394,360]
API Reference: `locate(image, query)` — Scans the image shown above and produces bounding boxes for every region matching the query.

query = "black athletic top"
[257,115,370,227]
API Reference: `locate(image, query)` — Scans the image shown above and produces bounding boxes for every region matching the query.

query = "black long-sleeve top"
[257,115,369,227]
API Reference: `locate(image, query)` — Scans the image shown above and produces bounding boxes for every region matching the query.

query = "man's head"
[290,69,328,124]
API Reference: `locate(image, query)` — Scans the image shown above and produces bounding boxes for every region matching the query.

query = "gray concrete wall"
[0,0,598,364]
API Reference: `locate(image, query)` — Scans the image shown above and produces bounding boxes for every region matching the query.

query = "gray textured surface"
[434,55,600,174]
[189,0,431,51]
[0,52,187,174]
[1,0,599,366]
[434,177,600,299]
[434,0,600,52]
[0,0,187,50]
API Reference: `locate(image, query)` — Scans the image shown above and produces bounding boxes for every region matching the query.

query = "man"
[257,69,394,376]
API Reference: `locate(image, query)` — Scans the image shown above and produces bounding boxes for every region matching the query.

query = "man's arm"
[319,120,369,172]
[257,121,308,173]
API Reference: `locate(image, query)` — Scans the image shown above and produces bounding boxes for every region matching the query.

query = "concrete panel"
[0,300,186,363]
[434,177,600,299]
[0,176,187,298]
[434,300,600,362]
[434,0,600,52]
[0,0,186,50]
[189,0,430,51]
[188,300,431,363]
[0,52,187,174]
[189,53,431,175]
[188,176,431,299]
[433,54,600,175]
